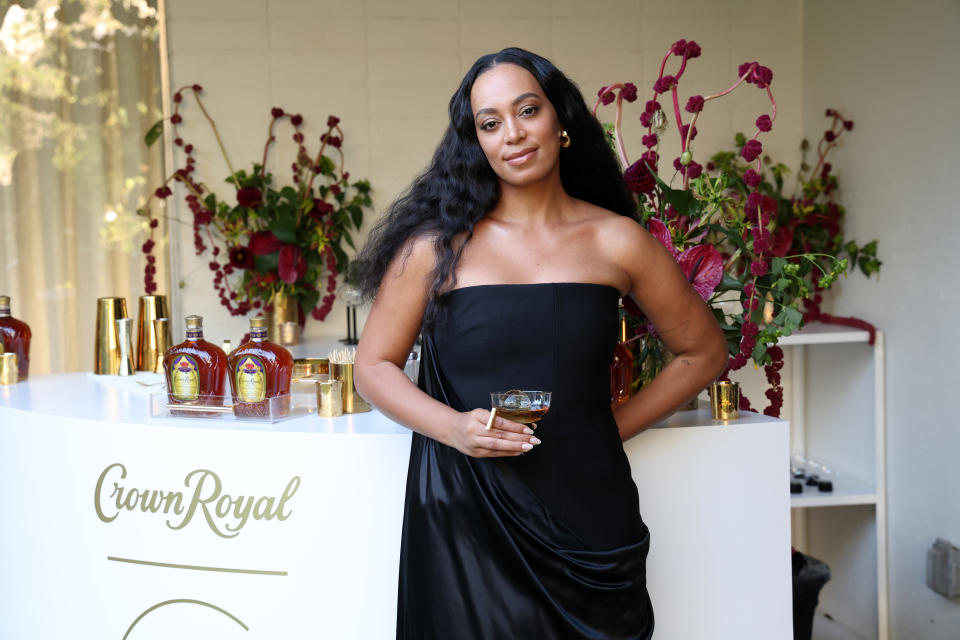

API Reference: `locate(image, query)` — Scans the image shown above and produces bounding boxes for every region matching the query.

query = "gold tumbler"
[331,362,371,413]
[136,295,169,371]
[153,318,173,372]
[0,353,18,385]
[317,378,343,417]
[268,291,299,343]
[710,381,740,421]
[115,318,136,376]
[95,297,128,375]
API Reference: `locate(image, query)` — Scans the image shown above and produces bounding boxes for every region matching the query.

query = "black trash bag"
[792,550,831,640]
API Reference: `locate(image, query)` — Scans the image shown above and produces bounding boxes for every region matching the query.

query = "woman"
[355,47,727,640]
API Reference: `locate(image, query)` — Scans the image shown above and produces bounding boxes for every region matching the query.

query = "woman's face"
[469,63,564,187]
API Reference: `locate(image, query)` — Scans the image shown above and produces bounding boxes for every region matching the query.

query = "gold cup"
[0,353,18,385]
[294,358,329,379]
[268,290,299,343]
[331,362,371,413]
[95,297,128,375]
[710,381,740,421]
[136,295,169,371]
[115,318,135,376]
[153,318,173,372]
[317,378,343,417]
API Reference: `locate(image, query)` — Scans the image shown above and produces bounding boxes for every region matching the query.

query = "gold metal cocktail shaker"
[136,295,169,371]
[153,318,173,372]
[115,318,135,376]
[94,297,128,375]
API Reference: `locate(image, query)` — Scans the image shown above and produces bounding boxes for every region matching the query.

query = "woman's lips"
[505,148,537,166]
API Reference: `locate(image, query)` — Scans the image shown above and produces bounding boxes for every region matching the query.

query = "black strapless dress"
[397,283,654,640]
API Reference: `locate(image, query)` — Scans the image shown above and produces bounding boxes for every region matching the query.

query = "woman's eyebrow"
[474,92,542,120]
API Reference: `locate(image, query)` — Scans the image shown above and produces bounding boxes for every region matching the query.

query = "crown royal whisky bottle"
[609,305,634,408]
[228,316,293,418]
[162,315,227,415]
[0,295,32,381]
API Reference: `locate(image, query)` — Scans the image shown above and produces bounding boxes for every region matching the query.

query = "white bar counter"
[0,373,792,639]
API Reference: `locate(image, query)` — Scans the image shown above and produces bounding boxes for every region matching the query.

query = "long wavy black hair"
[356,47,636,331]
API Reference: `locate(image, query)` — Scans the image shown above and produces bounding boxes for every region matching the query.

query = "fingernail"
[530,437,541,445]
[521,443,533,451]
[523,427,534,435]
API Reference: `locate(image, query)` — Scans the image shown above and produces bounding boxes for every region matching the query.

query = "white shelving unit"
[780,322,887,640]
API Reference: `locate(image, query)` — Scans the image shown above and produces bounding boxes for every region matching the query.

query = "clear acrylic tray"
[149,390,312,423]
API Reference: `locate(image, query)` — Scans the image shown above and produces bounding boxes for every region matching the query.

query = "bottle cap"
[250,316,268,329]
[185,315,203,329]
[0,295,9,306]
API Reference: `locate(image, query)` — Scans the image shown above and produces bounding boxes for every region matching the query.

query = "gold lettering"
[168,469,225,536]
[252,496,276,520]
[215,495,232,518]
[276,476,301,521]
[123,488,141,511]
[162,491,183,516]
[94,463,125,523]
[225,496,254,533]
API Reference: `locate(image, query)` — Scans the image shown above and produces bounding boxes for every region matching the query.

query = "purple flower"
[843,120,854,131]
[743,169,762,188]
[641,150,659,168]
[640,111,654,127]
[685,95,705,113]
[237,187,263,208]
[170,114,182,124]
[753,228,772,253]
[645,100,661,113]
[750,260,769,277]
[679,124,698,141]
[642,133,658,148]
[671,39,687,55]
[271,107,284,118]
[653,75,676,94]
[290,114,303,126]
[327,115,340,127]
[686,161,703,178]
[685,41,702,58]
[623,158,657,195]
[745,192,764,222]
[741,138,763,162]
[673,157,684,171]
[742,321,759,338]
[739,61,757,80]
[755,65,773,86]
[598,86,615,105]
[825,131,836,142]
[621,82,638,103]
[743,282,755,298]
[825,108,836,116]
[756,115,772,132]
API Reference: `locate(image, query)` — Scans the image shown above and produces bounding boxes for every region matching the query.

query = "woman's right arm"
[354,236,537,458]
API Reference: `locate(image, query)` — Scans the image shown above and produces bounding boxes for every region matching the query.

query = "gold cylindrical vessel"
[153,318,173,372]
[136,295,169,371]
[317,378,343,417]
[268,291,299,344]
[293,358,329,379]
[0,353,18,385]
[710,381,740,421]
[95,297,128,375]
[115,318,135,376]
[331,362,371,413]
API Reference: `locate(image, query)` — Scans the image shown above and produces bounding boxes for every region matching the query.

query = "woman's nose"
[503,118,525,144]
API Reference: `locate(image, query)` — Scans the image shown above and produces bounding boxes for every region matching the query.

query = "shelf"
[779,322,871,346]
[791,468,877,508]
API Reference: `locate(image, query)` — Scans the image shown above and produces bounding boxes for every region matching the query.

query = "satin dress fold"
[397,282,654,640]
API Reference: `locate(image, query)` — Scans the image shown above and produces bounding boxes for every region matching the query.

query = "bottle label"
[235,355,266,402]
[170,355,200,402]
[186,328,203,340]
[250,327,268,340]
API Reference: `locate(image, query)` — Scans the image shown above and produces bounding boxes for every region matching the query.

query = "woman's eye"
[481,120,498,131]
[520,105,539,117]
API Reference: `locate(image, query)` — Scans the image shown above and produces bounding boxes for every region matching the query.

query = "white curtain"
[0,0,168,374]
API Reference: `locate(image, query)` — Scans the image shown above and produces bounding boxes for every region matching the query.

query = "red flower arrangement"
[139,87,372,324]
[595,40,880,417]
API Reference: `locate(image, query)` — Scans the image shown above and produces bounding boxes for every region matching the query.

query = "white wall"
[162,0,803,344]
[802,1,960,637]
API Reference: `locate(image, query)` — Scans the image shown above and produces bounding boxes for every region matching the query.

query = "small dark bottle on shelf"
[228,316,293,418]
[162,315,227,415]
[0,295,32,381]
[609,305,634,407]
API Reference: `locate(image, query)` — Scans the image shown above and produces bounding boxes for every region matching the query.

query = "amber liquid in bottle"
[228,316,293,418]
[0,295,32,381]
[162,315,227,416]
[610,310,634,408]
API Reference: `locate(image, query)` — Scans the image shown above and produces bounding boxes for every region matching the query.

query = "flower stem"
[189,89,239,188]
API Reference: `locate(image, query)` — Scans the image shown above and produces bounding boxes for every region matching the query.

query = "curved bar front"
[0,373,791,639]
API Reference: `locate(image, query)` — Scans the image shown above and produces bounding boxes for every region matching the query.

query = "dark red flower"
[743,169,762,188]
[653,75,676,94]
[228,246,254,270]
[597,86,615,105]
[843,120,854,131]
[237,186,263,208]
[678,244,723,301]
[342,172,350,180]
[170,114,182,124]
[173,92,183,103]
[671,39,687,55]
[330,184,342,196]
[755,65,773,86]
[278,244,308,285]
[686,161,703,179]
[208,261,218,271]
[642,133,658,148]
[290,114,303,126]
[194,208,212,226]
[142,239,155,254]
[149,218,159,229]
[685,41,702,58]
[685,95,705,113]
[825,130,836,142]
[184,144,194,154]
[645,100,661,113]
[741,321,759,338]
[770,224,796,257]
[640,111,654,127]
[327,115,340,128]
[293,133,304,143]
[192,84,202,92]
[750,260,769,276]
[154,186,172,198]
[825,108,836,116]
[646,218,678,259]
[679,124,698,141]
[741,138,763,162]
[756,115,772,132]
[641,150,659,168]
[623,158,657,195]
[271,107,284,118]
[706,162,715,172]
[739,61,757,80]
[249,230,284,255]
[745,192,764,222]
[621,82,638,103]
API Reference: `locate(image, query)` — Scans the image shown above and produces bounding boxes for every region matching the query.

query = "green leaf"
[348,204,363,229]
[652,170,702,217]
[300,289,320,315]
[343,231,355,250]
[720,272,743,291]
[269,215,297,244]
[144,119,164,147]
[255,253,279,273]
[771,257,787,276]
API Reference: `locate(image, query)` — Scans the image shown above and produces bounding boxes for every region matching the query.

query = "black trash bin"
[792,549,831,640]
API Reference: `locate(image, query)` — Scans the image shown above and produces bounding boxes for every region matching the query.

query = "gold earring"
[559,130,571,148]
